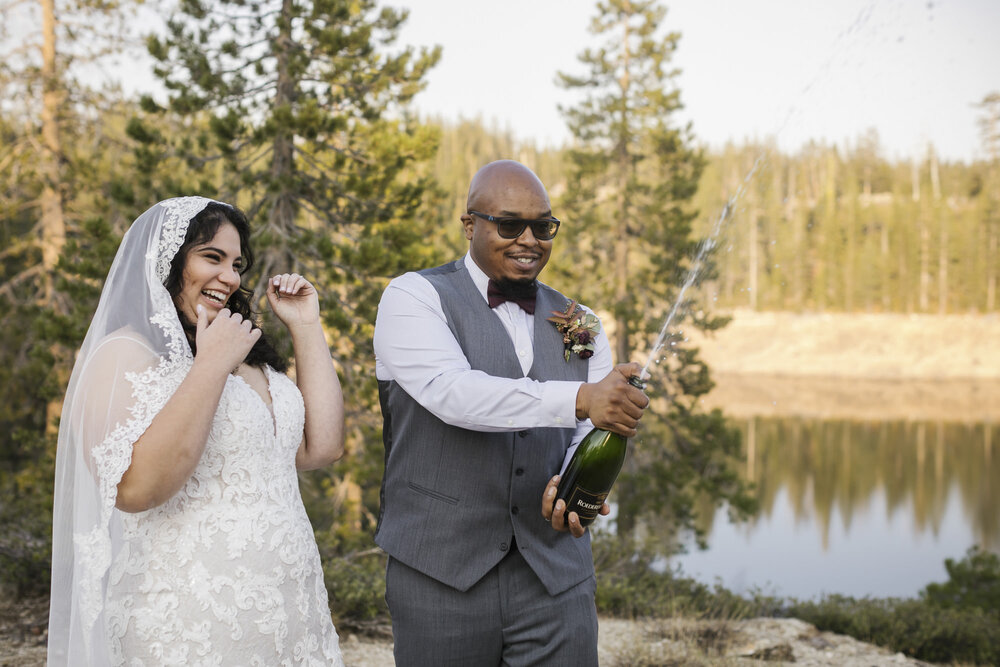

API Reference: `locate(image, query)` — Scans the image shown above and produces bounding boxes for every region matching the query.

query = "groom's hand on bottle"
[575,362,649,437]
[541,475,610,538]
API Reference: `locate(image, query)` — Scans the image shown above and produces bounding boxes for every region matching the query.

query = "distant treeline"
[427,122,1000,316]
[695,136,1000,315]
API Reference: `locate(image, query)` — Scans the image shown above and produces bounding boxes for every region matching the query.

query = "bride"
[47,197,345,665]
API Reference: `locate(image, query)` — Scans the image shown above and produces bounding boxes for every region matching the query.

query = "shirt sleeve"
[373,272,585,432]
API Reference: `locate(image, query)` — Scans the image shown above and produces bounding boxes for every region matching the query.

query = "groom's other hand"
[540,475,610,538]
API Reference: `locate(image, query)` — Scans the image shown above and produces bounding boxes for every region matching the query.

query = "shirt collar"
[464,253,491,302]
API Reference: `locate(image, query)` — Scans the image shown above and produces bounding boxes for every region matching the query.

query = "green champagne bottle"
[555,376,645,527]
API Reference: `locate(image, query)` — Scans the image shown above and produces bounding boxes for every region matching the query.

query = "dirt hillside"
[684,310,1000,421]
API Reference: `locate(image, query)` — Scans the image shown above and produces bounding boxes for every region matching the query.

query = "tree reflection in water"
[664,417,999,599]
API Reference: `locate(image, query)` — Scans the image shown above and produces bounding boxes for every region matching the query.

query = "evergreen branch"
[0,265,45,302]
[0,236,37,262]
[211,8,282,22]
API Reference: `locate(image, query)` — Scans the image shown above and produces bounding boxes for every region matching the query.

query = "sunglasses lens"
[491,217,559,240]
[496,221,527,239]
[531,221,558,240]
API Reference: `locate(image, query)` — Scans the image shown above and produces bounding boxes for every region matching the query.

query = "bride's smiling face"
[173,222,243,324]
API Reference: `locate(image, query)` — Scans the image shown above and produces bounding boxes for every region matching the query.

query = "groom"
[373,159,648,665]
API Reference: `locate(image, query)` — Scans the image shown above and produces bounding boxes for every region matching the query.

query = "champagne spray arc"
[554,157,766,527]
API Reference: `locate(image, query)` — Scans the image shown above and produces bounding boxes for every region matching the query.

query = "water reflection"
[672,416,1000,600]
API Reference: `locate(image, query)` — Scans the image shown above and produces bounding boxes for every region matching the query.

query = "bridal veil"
[47,197,222,665]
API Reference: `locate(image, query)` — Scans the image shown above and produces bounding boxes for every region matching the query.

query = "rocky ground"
[1,596,933,667]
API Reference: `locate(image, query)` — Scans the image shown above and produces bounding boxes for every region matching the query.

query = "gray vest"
[375,260,593,595]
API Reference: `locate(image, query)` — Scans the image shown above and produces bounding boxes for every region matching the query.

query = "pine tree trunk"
[614,11,631,366]
[787,165,804,310]
[844,200,855,312]
[914,159,930,312]
[881,206,891,310]
[930,151,947,313]
[263,0,298,280]
[39,0,65,305]
[747,205,758,310]
[988,228,997,312]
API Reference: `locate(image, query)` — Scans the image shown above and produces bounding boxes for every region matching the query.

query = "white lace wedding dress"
[103,365,344,666]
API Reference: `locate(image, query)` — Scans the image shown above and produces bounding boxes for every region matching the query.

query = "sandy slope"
[684,310,1000,420]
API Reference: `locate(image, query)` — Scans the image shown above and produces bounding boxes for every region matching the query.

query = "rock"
[749,642,796,661]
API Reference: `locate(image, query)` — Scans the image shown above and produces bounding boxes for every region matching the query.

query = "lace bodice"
[104,366,343,666]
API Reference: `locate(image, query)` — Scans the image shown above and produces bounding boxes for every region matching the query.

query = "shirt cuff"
[540,380,582,429]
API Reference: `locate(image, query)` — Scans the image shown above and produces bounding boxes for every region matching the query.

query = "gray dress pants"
[386,545,599,666]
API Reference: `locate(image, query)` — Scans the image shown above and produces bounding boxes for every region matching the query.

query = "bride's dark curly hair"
[163,202,288,372]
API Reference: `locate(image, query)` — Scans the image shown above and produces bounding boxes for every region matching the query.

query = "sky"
[395,0,1000,163]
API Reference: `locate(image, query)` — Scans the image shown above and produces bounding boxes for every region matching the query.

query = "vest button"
[511,506,519,515]
[499,542,508,552]
[518,430,529,438]
[515,468,524,476]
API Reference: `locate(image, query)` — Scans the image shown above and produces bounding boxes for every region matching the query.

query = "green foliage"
[137,0,448,573]
[557,0,708,363]
[922,546,1000,618]
[0,214,121,595]
[618,405,757,549]
[593,535,752,620]
[0,452,54,597]
[321,550,388,627]
[555,0,753,545]
[788,595,999,665]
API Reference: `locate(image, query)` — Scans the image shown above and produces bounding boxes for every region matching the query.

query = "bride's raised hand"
[266,273,320,329]
[195,304,261,373]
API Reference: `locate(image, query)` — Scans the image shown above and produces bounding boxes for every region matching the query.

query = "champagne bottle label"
[565,484,609,523]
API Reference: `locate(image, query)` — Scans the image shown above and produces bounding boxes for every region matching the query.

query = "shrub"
[788,595,999,665]
[0,468,53,597]
[593,535,752,620]
[922,546,1000,618]
[322,548,388,629]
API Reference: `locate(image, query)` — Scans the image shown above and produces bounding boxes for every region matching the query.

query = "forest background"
[1,0,999,637]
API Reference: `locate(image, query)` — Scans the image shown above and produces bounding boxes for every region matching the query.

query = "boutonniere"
[547,299,600,362]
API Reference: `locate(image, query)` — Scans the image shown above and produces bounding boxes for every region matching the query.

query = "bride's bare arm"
[267,274,345,470]
[116,306,260,512]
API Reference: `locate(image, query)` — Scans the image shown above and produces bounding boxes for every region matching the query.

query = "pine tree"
[132,0,444,611]
[0,0,149,592]
[556,0,753,542]
[136,0,442,355]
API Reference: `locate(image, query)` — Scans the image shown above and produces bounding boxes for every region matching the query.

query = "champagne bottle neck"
[627,375,646,390]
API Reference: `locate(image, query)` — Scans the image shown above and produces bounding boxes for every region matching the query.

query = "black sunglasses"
[468,211,561,241]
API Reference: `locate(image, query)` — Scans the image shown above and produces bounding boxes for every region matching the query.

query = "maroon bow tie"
[487,280,537,314]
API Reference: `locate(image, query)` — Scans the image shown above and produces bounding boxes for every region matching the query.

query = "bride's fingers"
[270,273,310,296]
[270,273,316,299]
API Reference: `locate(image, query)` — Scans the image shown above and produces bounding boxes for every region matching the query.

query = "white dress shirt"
[373,254,613,451]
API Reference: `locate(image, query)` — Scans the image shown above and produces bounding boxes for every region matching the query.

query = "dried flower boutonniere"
[547,299,600,362]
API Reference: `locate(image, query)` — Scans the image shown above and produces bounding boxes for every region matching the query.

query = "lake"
[669,414,999,600]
